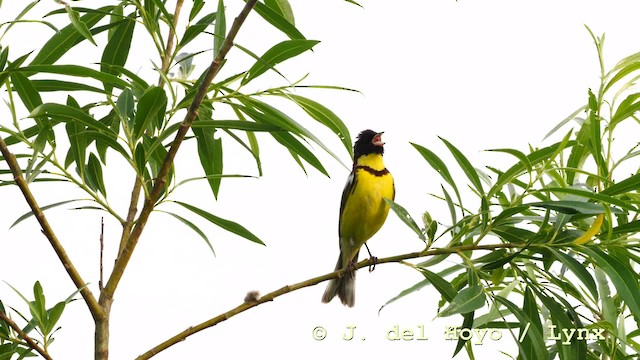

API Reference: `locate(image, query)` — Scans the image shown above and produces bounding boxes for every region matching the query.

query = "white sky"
[2,0,640,359]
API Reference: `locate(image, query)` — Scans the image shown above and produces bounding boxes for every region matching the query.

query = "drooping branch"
[103,0,259,299]
[0,309,52,360]
[135,242,521,359]
[0,137,103,321]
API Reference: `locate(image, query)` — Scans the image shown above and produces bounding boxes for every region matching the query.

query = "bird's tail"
[321,250,358,307]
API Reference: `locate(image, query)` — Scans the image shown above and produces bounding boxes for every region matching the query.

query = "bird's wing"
[338,170,357,240]
[392,178,396,200]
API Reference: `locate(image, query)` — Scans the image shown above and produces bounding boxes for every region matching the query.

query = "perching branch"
[0,137,103,322]
[103,0,259,299]
[0,301,53,360]
[135,242,521,359]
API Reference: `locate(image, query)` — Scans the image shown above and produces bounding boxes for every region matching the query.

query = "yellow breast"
[339,154,394,248]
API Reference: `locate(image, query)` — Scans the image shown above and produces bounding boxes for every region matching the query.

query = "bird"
[321,129,395,307]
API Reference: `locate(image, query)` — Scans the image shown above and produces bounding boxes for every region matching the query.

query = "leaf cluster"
[385,27,640,359]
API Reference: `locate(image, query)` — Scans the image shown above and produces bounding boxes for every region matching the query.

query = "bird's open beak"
[372,132,385,146]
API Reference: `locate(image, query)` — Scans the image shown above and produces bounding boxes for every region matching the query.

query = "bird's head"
[353,129,385,160]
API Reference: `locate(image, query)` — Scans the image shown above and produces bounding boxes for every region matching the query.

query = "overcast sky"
[2,1,640,359]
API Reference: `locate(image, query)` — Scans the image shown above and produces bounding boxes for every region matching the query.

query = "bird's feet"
[368,256,378,272]
[364,243,377,272]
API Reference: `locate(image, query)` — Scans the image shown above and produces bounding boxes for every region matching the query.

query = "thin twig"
[104,0,258,299]
[99,217,104,291]
[159,0,185,84]
[0,309,53,360]
[0,137,103,321]
[135,242,520,359]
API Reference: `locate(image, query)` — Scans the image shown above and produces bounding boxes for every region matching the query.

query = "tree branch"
[117,177,141,255]
[0,303,53,360]
[103,0,258,299]
[0,137,103,321]
[135,242,520,359]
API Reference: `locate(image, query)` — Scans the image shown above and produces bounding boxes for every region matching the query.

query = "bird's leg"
[364,243,378,272]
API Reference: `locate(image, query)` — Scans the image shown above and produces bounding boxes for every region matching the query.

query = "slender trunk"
[95,295,112,360]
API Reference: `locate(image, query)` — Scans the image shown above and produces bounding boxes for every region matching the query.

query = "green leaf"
[530,200,622,215]
[606,219,640,236]
[10,72,42,112]
[179,12,216,49]
[231,106,262,175]
[536,187,636,212]
[0,46,9,71]
[249,0,305,40]
[116,88,135,125]
[488,135,575,198]
[439,285,485,317]
[605,56,640,94]
[65,119,87,178]
[30,79,107,94]
[193,104,224,199]
[32,282,46,330]
[235,99,340,173]
[441,185,457,227]
[494,296,548,360]
[0,51,31,86]
[601,172,640,196]
[490,226,535,244]
[159,210,215,256]
[493,205,530,226]
[174,201,264,245]
[103,64,150,91]
[549,249,598,300]
[271,131,328,176]
[30,6,112,65]
[379,265,464,313]
[265,0,295,24]
[543,105,587,141]
[10,200,82,229]
[108,5,124,40]
[83,131,130,163]
[384,198,425,241]
[29,103,111,134]
[420,269,456,302]
[44,302,65,335]
[611,92,640,127]
[214,0,226,57]
[86,153,107,197]
[412,142,463,210]
[191,120,281,131]
[378,278,431,313]
[282,94,352,157]
[452,312,474,357]
[440,136,484,196]
[17,64,130,90]
[133,86,167,139]
[189,0,206,21]
[242,39,319,85]
[100,13,135,79]
[582,247,640,323]
[143,122,181,158]
[65,5,98,46]
[486,148,531,175]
